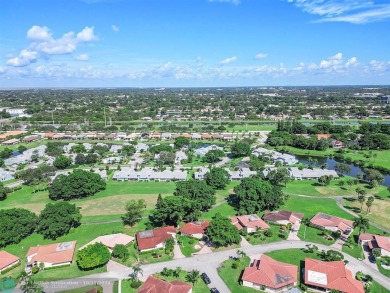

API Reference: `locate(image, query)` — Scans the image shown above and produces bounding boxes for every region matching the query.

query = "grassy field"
[246,225,286,245]
[218,256,262,293]
[343,197,390,230]
[377,258,390,277]
[177,235,201,257]
[283,178,387,197]
[298,225,337,245]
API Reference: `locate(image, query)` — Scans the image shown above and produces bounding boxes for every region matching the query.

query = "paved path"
[240,236,252,247]
[107,260,128,272]
[173,235,186,259]
[83,240,390,291]
[287,222,300,241]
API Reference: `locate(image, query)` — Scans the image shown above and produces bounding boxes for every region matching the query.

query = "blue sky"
[1,0,390,87]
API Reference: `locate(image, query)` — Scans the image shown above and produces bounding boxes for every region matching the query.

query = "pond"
[297,155,390,187]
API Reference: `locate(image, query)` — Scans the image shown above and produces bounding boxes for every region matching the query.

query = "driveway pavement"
[287,222,301,241]
[240,236,252,247]
[173,235,186,259]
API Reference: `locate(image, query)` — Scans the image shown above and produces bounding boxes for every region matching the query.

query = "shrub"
[264,229,273,237]
[130,280,142,288]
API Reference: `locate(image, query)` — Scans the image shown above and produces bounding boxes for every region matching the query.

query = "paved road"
[83,240,390,292]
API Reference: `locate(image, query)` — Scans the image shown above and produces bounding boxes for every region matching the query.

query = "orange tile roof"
[231,215,270,230]
[304,258,364,293]
[27,241,76,265]
[179,221,209,236]
[138,276,192,293]
[0,251,20,270]
[359,233,390,252]
[0,131,25,139]
[310,212,353,233]
[44,132,56,138]
[242,255,297,289]
[136,226,176,251]
[316,134,331,139]
[79,233,134,250]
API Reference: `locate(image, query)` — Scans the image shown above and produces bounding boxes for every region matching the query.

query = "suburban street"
[33,240,390,293]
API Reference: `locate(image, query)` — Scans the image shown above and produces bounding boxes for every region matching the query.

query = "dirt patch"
[77,194,159,217]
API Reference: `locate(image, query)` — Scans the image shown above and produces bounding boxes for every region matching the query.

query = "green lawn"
[200,203,236,220]
[377,258,390,277]
[298,225,337,245]
[280,195,354,219]
[177,235,201,257]
[121,279,142,293]
[246,225,286,245]
[218,256,263,293]
[283,177,387,197]
[371,281,390,293]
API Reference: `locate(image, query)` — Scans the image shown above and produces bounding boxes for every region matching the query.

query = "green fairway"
[200,203,236,220]
[283,177,387,197]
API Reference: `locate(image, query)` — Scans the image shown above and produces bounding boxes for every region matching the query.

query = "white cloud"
[346,57,358,67]
[111,25,120,32]
[255,53,268,59]
[7,49,38,67]
[27,26,52,41]
[319,52,343,70]
[75,54,89,61]
[219,56,237,65]
[7,26,98,67]
[287,0,390,24]
[76,26,98,41]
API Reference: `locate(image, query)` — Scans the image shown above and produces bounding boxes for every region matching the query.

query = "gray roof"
[252,147,298,165]
[113,167,187,180]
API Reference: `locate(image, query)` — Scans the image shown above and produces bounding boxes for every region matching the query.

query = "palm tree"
[130,264,143,281]
[236,249,246,259]
[357,194,366,213]
[366,196,374,214]
[353,215,370,235]
[185,269,200,286]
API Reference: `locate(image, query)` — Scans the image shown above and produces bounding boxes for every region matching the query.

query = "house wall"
[181,233,203,239]
[42,261,72,268]
[0,259,20,273]
[247,227,257,234]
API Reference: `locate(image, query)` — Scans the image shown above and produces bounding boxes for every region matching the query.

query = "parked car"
[201,272,211,284]
[210,288,220,293]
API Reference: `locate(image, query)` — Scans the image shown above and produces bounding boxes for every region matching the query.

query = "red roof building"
[138,276,192,293]
[242,255,298,291]
[0,251,20,273]
[359,234,390,256]
[136,227,176,252]
[262,210,304,225]
[26,241,76,269]
[179,221,209,239]
[310,212,353,234]
[304,258,364,293]
[231,215,270,233]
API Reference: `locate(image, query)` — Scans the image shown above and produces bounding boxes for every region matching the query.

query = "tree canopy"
[204,167,231,190]
[233,178,284,214]
[48,169,106,200]
[203,149,225,163]
[122,199,146,226]
[174,179,216,211]
[36,202,81,240]
[206,213,241,247]
[53,155,72,169]
[231,141,251,158]
[0,208,38,248]
[77,242,110,270]
[174,136,190,149]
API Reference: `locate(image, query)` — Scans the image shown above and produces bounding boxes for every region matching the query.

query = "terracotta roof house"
[23,135,41,143]
[242,255,298,291]
[304,258,364,293]
[105,133,117,140]
[310,212,353,234]
[222,133,234,141]
[212,133,222,140]
[231,215,270,233]
[181,133,191,139]
[316,134,331,139]
[136,227,176,252]
[359,234,390,256]
[0,131,25,140]
[79,233,134,251]
[26,241,76,269]
[263,210,304,225]
[150,132,161,139]
[201,133,212,140]
[0,251,20,273]
[138,276,192,293]
[179,221,209,239]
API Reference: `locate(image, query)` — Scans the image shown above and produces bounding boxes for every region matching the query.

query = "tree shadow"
[227,193,239,211]
[343,197,357,202]
[343,205,360,213]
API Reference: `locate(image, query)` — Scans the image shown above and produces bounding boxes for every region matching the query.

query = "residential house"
[161,133,172,140]
[102,156,122,164]
[2,138,20,145]
[263,210,304,226]
[112,167,187,181]
[231,215,270,233]
[79,233,134,251]
[26,241,77,270]
[194,144,223,157]
[138,276,192,293]
[212,133,223,140]
[304,258,364,293]
[201,133,212,140]
[228,168,256,180]
[179,221,209,239]
[150,132,161,139]
[359,234,390,256]
[263,167,338,180]
[241,255,298,292]
[0,251,20,273]
[0,131,25,140]
[316,134,331,140]
[310,213,353,234]
[105,133,117,140]
[191,133,202,140]
[181,133,191,139]
[222,133,234,141]
[331,139,344,148]
[194,168,209,180]
[136,227,176,252]
[23,135,41,143]
[252,148,298,165]
[0,168,14,181]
